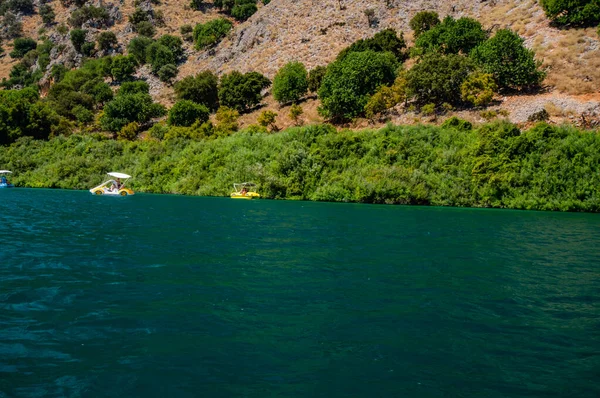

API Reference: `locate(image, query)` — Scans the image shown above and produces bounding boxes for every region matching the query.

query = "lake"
[1,189,599,397]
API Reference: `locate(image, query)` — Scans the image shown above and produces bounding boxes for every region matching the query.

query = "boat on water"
[0,170,13,188]
[230,182,260,199]
[89,172,135,196]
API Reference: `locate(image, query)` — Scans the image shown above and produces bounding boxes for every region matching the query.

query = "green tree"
[118,81,150,96]
[289,104,303,125]
[409,11,440,38]
[70,29,87,52]
[406,52,475,105]
[272,61,308,104]
[39,4,56,25]
[257,109,277,130]
[470,29,545,90]
[118,121,139,140]
[174,71,219,110]
[146,42,175,74]
[540,0,600,26]
[101,93,166,132]
[214,106,239,135]
[337,28,407,61]
[135,21,156,37]
[364,73,407,119]
[158,64,178,83]
[168,100,210,126]
[10,37,36,58]
[318,50,398,121]
[414,16,487,55]
[157,35,184,59]
[231,2,257,21]
[308,65,327,93]
[193,18,232,49]
[218,71,271,111]
[127,36,153,64]
[97,31,118,51]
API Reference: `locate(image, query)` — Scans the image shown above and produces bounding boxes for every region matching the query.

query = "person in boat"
[0,176,7,185]
[110,178,122,192]
[241,187,248,195]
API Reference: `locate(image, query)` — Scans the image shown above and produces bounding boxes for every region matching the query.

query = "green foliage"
[39,4,56,25]
[146,42,175,74]
[10,37,36,58]
[218,71,271,111]
[72,105,94,123]
[193,18,232,49]
[272,61,308,104]
[70,29,87,52]
[51,64,69,83]
[56,24,68,35]
[174,71,219,110]
[97,31,118,51]
[308,65,327,93]
[414,16,487,55]
[441,116,473,131]
[81,41,96,57]
[69,6,110,28]
[148,122,169,140]
[118,81,150,96]
[0,88,58,144]
[470,29,545,90]
[127,36,153,64]
[135,21,156,37]
[5,0,33,14]
[318,50,398,121]
[118,121,139,141]
[3,12,23,38]
[421,103,436,115]
[168,100,210,126]
[158,64,178,83]
[129,7,149,25]
[231,2,257,21]
[409,11,440,38]
[539,0,600,26]
[110,55,137,81]
[406,52,475,105]
[101,92,166,132]
[364,74,407,119]
[257,109,277,129]
[337,28,408,62]
[180,24,194,41]
[461,71,497,106]
[289,104,303,124]
[215,106,239,134]
[157,34,184,59]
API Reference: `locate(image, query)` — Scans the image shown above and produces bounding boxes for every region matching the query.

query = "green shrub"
[218,71,271,111]
[81,41,96,57]
[128,8,149,25]
[101,93,166,132]
[10,37,36,58]
[157,35,184,59]
[414,16,487,55]
[118,121,139,140]
[174,71,219,109]
[158,64,178,83]
[409,11,440,38]
[7,0,33,14]
[168,100,210,126]
[461,71,497,107]
[39,4,56,25]
[193,18,232,50]
[318,50,398,121]
[337,28,408,62]
[289,104,303,124]
[72,105,94,123]
[110,55,137,81]
[470,29,545,90]
[135,21,156,37]
[127,36,153,64]
[257,109,277,130]
[441,116,472,131]
[118,81,150,96]
[421,103,436,115]
[146,42,175,74]
[69,6,110,28]
[364,74,407,119]
[70,29,87,52]
[148,122,169,139]
[231,2,257,21]
[272,61,308,104]
[180,24,194,41]
[3,12,22,38]
[540,0,600,26]
[215,106,239,135]
[97,31,118,51]
[308,65,327,93]
[406,52,475,105]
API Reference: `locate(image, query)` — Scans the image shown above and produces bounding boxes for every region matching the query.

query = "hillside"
[1,0,599,128]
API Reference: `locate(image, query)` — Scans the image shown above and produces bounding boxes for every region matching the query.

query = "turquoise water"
[1,189,599,397]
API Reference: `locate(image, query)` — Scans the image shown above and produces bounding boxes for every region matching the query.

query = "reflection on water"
[1,189,599,397]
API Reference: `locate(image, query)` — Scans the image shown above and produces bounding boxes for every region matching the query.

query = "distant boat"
[89,172,135,196]
[0,170,13,188]
[230,182,260,199]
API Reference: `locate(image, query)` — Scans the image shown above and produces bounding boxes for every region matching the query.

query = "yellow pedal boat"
[90,172,135,196]
[230,182,260,199]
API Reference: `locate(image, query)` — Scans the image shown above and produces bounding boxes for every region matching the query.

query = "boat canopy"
[0,170,12,174]
[107,172,131,179]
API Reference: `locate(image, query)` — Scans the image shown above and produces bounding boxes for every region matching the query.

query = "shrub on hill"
[539,0,600,26]
[0,87,58,144]
[174,71,219,110]
[118,81,150,96]
[101,92,166,132]
[127,36,153,64]
[4,0,34,14]
[158,64,178,83]
[135,21,156,38]
[460,71,497,106]
[406,52,476,105]
[231,1,257,21]
[409,11,440,38]
[218,71,271,111]
[69,6,111,28]
[10,37,36,58]
[308,66,327,93]
[414,16,487,56]
[3,12,22,38]
[146,42,175,74]
[157,35,184,60]
[39,4,56,25]
[168,100,210,126]
[97,31,118,51]
[470,29,545,90]
[272,61,308,104]
[193,18,232,50]
[110,55,137,81]
[70,29,87,52]
[318,50,398,121]
[337,28,407,62]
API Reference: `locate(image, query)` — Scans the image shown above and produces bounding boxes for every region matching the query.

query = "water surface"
[1,189,599,397]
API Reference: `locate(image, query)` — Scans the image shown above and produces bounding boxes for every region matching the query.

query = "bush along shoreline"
[1,121,599,212]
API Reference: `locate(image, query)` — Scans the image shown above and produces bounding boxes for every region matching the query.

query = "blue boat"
[0,170,13,188]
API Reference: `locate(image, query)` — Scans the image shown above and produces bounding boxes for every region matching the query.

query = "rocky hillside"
[1,0,599,127]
